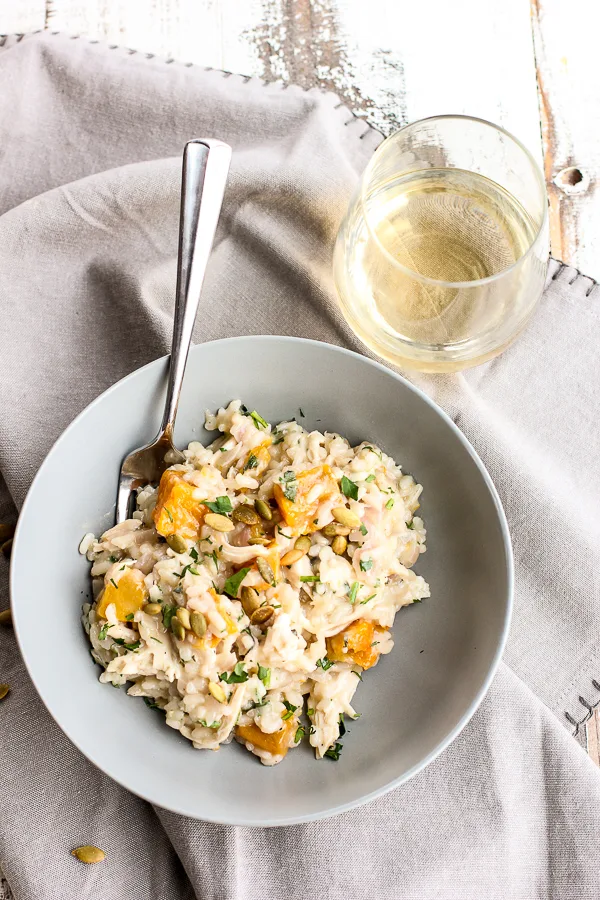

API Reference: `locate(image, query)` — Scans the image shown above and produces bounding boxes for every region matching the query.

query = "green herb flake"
[199,719,221,730]
[300,575,319,583]
[258,665,271,687]
[125,613,134,621]
[299,407,305,417]
[324,742,343,761]
[143,697,160,709]
[211,550,219,569]
[340,475,359,500]
[164,507,174,522]
[202,495,233,515]
[360,593,377,605]
[316,657,334,671]
[307,707,315,717]
[359,523,368,536]
[220,662,249,684]
[282,700,298,721]
[338,714,346,737]
[190,547,199,562]
[272,431,285,445]
[113,638,140,651]
[243,453,259,472]
[413,597,423,604]
[110,578,118,589]
[161,604,177,629]
[385,498,394,510]
[223,567,251,598]
[98,623,111,640]
[352,670,363,680]
[359,558,373,572]
[108,555,119,563]
[249,410,269,430]
[407,520,415,530]
[365,474,376,483]
[348,582,360,604]
[294,725,305,743]
[151,637,163,644]
[277,526,292,538]
[280,470,297,502]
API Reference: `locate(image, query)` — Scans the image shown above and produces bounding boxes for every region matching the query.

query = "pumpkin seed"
[322,523,338,538]
[248,524,269,545]
[166,533,187,554]
[0,684,9,701]
[331,535,348,555]
[1,539,12,559]
[251,605,275,627]
[232,505,260,526]
[0,609,12,627]
[255,499,273,521]
[294,535,312,554]
[143,603,162,616]
[241,586,261,617]
[71,845,105,864]
[281,548,304,566]
[205,513,235,532]
[171,618,186,641]
[256,557,276,585]
[190,611,207,637]
[208,681,227,703]
[0,523,15,543]
[176,607,191,630]
[332,507,362,529]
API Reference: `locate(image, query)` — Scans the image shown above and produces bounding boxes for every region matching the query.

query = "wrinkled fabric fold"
[0,31,599,900]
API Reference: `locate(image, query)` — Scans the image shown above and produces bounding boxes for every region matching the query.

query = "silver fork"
[116,138,232,523]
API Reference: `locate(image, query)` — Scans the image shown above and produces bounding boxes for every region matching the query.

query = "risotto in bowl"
[11,336,512,825]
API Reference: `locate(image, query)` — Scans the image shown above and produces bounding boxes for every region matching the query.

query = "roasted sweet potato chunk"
[237,719,295,756]
[326,619,385,670]
[153,470,205,539]
[273,465,338,535]
[96,568,148,621]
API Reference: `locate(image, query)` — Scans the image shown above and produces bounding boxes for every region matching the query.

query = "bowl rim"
[10,335,514,826]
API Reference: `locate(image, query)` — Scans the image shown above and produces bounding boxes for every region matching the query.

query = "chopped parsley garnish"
[277,526,292,538]
[258,665,271,687]
[199,719,221,730]
[108,555,119,563]
[294,725,305,742]
[243,453,259,472]
[220,662,249,684]
[352,670,363,680]
[365,474,376,483]
[150,637,163,644]
[113,639,140,651]
[348,582,360,604]
[248,410,269,429]
[272,431,285,445]
[413,597,423,604]
[307,707,315,716]
[407,520,415,530]
[223,567,251,598]
[210,550,219,568]
[164,507,174,522]
[219,447,228,452]
[109,578,118,589]
[161,604,177,629]
[179,564,200,578]
[324,742,343,761]
[189,547,199,562]
[125,613,134,621]
[143,697,160,709]
[359,523,368,536]
[316,657,334,671]
[300,575,319,583]
[249,699,269,710]
[359,558,373,572]
[360,593,377,605]
[385,498,394,510]
[202,495,233,515]
[340,475,359,500]
[98,623,111,640]
[280,470,297,502]
[282,700,298,721]
[364,445,382,460]
[309,725,316,735]
[299,407,305,417]
[338,714,346,737]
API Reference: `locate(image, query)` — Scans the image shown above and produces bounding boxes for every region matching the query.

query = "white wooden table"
[1,0,599,768]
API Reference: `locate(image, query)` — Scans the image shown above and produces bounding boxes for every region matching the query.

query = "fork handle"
[160,139,232,438]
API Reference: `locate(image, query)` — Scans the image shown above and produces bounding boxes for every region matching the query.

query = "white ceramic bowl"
[10,337,512,825]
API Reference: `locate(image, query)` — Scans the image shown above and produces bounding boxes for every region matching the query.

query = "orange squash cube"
[326,619,385,670]
[96,568,148,622]
[273,465,339,535]
[153,470,205,539]
[237,719,295,756]
[242,440,271,477]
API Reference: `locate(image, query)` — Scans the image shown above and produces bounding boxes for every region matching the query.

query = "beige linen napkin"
[1,32,600,900]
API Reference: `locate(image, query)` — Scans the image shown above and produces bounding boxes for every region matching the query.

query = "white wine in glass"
[334,116,549,372]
